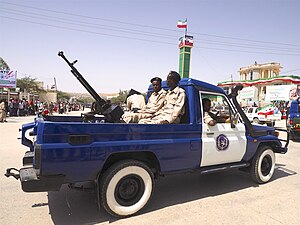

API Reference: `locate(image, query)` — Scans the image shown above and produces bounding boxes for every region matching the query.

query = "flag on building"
[178,35,194,48]
[178,37,184,48]
[185,35,194,47]
[177,19,187,28]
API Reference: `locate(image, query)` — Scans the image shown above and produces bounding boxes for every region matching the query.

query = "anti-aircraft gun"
[58,51,124,122]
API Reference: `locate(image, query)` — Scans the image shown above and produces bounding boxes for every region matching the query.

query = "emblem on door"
[216,134,229,151]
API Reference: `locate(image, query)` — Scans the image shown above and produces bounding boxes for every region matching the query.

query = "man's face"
[166,75,176,89]
[203,100,211,112]
[152,81,161,93]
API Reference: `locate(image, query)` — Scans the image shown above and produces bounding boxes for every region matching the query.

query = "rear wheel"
[251,146,275,184]
[100,160,154,217]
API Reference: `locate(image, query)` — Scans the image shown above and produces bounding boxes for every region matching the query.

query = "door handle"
[206,132,214,135]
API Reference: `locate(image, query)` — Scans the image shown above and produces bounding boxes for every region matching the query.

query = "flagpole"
[185,18,188,35]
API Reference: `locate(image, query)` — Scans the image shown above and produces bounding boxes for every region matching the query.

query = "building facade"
[218,62,300,106]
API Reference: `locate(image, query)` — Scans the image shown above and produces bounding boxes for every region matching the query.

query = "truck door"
[200,92,247,167]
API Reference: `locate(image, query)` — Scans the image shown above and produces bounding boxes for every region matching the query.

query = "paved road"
[0,115,299,225]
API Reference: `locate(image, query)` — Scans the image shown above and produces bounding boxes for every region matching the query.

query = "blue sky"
[0,0,299,93]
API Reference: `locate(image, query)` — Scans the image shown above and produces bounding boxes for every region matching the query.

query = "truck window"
[200,93,235,124]
[248,108,253,113]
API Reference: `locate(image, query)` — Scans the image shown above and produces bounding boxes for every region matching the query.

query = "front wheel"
[251,146,275,184]
[100,160,154,217]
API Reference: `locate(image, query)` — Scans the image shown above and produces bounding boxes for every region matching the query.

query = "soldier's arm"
[168,90,186,123]
[144,92,166,114]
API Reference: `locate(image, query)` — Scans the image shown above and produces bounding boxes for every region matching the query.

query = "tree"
[76,96,94,104]
[57,91,71,102]
[0,57,10,71]
[17,76,45,93]
[110,90,129,105]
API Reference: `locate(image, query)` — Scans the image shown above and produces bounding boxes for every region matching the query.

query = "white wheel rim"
[257,149,275,182]
[106,166,152,216]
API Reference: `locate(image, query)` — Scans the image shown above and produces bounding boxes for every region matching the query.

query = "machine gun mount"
[58,51,124,122]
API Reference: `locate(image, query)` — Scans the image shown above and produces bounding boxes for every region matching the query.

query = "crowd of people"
[0,98,84,122]
[2,76,298,124]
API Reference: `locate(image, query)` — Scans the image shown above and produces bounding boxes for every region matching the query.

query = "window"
[201,93,234,123]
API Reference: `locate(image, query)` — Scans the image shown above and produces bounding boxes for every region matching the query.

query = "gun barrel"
[58,51,124,122]
[58,51,106,107]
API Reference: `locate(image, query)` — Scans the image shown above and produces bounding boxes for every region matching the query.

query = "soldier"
[202,98,231,126]
[123,77,166,123]
[0,99,7,122]
[139,71,186,124]
[126,89,145,113]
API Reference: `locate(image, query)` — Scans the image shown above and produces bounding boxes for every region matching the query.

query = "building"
[218,62,300,106]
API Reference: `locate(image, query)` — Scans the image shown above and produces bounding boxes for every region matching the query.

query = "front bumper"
[274,127,290,153]
[5,167,65,192]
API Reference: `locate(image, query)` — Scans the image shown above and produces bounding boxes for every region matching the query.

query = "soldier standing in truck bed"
[123,77,166,123]
[139,71,186,124]
[126,89,145,113]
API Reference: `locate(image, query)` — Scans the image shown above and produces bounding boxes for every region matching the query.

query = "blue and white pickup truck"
[5,52,289,218]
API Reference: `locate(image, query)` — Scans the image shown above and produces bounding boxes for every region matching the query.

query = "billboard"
[265,85,293,101]
[0,70,17,88]
[239,86,256,99]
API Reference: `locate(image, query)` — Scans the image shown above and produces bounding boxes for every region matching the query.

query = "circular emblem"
[216,134,229,151]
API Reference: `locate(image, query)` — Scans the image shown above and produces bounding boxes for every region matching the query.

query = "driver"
[202,98,230,126]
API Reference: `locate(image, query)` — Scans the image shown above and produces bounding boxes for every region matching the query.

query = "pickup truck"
[286,100,300,140]
[244,106,281,126]
[5,52,289,218]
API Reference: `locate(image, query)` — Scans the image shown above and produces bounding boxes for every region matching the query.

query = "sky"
[0,0,299,94]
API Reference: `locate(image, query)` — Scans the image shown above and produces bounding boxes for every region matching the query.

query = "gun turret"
[58,51,124,122]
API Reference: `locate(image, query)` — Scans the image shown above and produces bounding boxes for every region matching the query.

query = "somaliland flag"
[177,19,187,28]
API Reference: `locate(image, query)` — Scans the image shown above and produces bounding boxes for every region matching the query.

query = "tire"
[253,118,260,124]
[100,160,154,217]
[251,146,275,184]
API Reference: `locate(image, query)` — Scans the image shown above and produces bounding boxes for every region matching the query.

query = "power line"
[281,68,300,74]
[199,39,300,52]
[193,45,300,56]
[190,32,300,48]
[0,16,176,46]
[1,1,299,48]
[1,15,300,57]
[2,7,299,53]
[0,8,176,39]
[0,1,180,33]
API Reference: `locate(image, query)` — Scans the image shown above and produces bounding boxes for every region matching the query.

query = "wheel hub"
[261,155,272,176]
[115,175,145,206]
